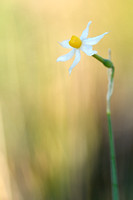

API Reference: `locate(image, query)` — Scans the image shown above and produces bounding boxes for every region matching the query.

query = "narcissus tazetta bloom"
[57,21,108,74]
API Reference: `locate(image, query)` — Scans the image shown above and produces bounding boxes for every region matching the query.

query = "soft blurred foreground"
[0,0,133,199]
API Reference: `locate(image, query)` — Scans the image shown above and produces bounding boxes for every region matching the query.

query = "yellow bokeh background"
[0,0,133,199]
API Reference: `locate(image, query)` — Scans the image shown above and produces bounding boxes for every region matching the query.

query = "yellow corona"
[69,35,82,48]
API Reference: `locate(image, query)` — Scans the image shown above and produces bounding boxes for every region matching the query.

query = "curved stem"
[92,52,119,200]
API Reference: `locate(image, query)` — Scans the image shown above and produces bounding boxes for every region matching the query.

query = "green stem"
[93,54,114,68]
[92,53,119,200]
[107,112,119,200]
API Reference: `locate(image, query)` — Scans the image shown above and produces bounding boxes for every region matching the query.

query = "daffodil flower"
[57,21,108,74]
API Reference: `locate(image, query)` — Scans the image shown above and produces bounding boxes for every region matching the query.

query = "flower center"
[69,35,82,48]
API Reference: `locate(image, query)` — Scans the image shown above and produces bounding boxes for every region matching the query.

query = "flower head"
[57,21,108,74]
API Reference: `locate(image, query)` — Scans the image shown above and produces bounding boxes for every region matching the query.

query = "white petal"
[80,44,97,56]
[80,21,92,40]
[57,49,75,62]
[69,49,81,75]
[58,40,72,48]
[83,32,108,45]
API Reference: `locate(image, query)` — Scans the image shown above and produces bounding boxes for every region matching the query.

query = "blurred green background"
[0,0,133,199]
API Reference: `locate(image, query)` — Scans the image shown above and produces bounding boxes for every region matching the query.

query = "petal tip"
[58,41,61,46]
[68,69,72,75]
[58,40,71,49]
[56,57,60,62]
[105,32,109,35]
[88,21,92,25]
